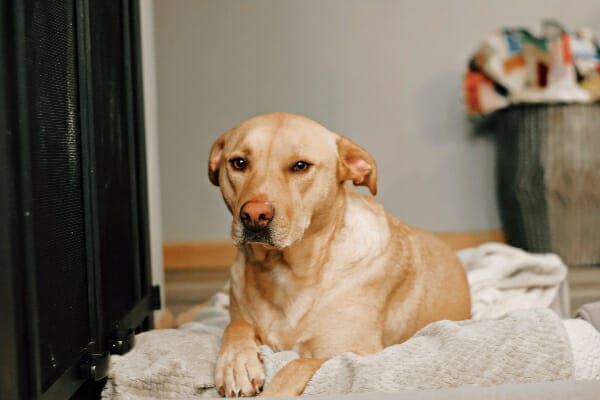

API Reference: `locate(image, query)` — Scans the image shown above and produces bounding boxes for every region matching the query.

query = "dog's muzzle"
[239,200,274,245]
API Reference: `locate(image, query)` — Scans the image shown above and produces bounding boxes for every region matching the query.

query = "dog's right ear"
[337,135,378,195]
[208,130,231,186]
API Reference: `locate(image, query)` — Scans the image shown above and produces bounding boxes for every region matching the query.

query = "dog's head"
[208,112,377,248]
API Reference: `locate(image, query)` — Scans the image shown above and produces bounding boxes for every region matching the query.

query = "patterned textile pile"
[464,21,600,116]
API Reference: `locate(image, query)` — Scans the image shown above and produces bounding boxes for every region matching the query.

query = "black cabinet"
[0,0,156,398]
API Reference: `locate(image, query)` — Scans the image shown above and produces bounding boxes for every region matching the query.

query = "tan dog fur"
[208,113,471,397]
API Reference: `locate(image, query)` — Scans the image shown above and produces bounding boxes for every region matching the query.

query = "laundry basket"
[491,103,600,266]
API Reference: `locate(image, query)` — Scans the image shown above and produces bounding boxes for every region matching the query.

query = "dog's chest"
[260,306,312,354]
[239,264,386,357]
[230,263,323,354]
[254,267,317,350]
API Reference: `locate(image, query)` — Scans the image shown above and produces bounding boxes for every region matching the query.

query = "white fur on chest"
[266,269,317,350]
[271,266,316,328]
[231,259,317,350]
[326,194,390,275]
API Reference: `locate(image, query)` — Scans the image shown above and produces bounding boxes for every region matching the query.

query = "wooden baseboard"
[163,230,504,270]
[163,240,237,269]
[434,230,505,252]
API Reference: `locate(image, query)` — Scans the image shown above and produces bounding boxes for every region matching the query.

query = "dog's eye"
[291,161,310,172]
[230,158,248,170]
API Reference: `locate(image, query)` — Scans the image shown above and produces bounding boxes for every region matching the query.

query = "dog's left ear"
[208,130,232,186]
[337,136,378,195]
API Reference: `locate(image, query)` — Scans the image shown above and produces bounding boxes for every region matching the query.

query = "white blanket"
[457,242,568,319]
[102,244,599,399]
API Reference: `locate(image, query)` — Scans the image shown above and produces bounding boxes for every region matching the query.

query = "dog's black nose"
[240,200,274,231]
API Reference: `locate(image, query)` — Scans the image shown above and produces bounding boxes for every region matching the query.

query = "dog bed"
[102,244,600,399]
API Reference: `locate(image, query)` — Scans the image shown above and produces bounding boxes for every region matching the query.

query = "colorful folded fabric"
[464,21,600,116]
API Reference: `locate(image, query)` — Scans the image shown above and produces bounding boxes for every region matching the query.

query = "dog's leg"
[260,358,326,397]
[215,320,265,397]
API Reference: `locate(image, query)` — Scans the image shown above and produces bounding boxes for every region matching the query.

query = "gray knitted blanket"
[261,309,574,395]
[102,244,600,399]
[102,304,600,399]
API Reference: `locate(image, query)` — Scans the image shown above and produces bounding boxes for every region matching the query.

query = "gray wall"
[154,0,600,242]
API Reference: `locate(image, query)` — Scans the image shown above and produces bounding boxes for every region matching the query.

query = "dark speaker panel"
[88,0,143,332]
[25,0,91,390]
[0,1,155,398]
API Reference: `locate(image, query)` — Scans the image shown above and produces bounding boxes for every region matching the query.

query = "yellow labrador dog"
[209,113,470,397]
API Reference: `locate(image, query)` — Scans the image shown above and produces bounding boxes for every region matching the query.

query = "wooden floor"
[165,264,600,318]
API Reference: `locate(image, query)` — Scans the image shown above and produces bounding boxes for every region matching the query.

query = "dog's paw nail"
[231,390,237,397]
[218,386,225,396]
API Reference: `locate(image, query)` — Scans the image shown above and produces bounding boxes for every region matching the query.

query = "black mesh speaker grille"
[25,0,91,390]
[89,1,140,330]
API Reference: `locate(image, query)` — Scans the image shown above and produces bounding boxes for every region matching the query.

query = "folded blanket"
[102,244,594,399]
[457,243,567,319]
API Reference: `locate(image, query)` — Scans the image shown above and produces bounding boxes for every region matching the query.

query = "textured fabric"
[549,280,571,320]
[458,243,567,319]
[102,294,230,399]
[564,319,600,380]
[463,22,600,116]
[262,309,575,395]
[102,326,222,399]
[102,309,600,399]
[102,245,597,399]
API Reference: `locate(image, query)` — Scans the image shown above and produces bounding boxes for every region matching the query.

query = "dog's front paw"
[214,343,265,397]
